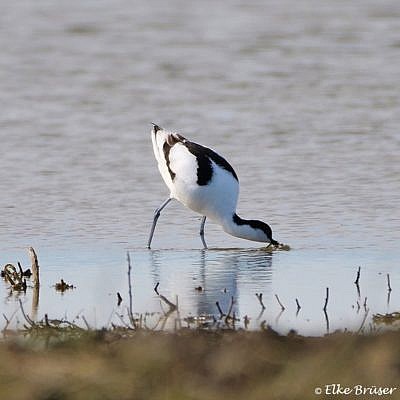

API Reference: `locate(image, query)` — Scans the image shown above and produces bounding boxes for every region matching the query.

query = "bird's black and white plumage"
[147,124,279,249]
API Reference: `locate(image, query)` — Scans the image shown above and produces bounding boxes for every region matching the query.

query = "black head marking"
[233,214,277,244]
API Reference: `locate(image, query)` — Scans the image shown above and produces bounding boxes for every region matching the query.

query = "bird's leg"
[199,216,207,249]
[147,198,173,249]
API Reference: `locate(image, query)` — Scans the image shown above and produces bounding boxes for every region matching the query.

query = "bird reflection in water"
[148,248,273,329]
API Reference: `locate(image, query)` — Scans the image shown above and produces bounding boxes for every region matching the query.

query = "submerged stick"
[275,294,285,311]
[29,247,40,287]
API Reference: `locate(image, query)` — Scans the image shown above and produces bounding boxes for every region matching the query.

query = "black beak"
[270,238,279,246]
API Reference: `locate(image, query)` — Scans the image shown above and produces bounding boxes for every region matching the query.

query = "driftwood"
[29,247,40,287]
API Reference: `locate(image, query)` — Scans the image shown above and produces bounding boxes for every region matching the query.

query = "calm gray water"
[1,0,399,335]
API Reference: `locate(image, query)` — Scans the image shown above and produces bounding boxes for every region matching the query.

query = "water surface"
[1,0,399,335]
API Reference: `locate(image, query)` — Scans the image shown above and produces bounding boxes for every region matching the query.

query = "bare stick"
[117,292,123,306]
[354,266,361,297]
[161,294,176,311]
[323,287,329,312]
[354,266,361,285]
[363,297,367,309]
[154,282,176,312]
[81,315,91,330]
[216,301,225,317]
[31,285,39,321]
[324,308,330,334]
[387,274,392,292]
[29,247,40,287]
[114,311,133,329]
[357,308,369,334]
[225,296,235,323]
[255,293,266,310]
[295,298,301,316]
[18,262,24,277]
[154,282,160,295]
[275,294,285,311]
[126,252,135,327]
[19,300,34,327]
[2,310,19,333]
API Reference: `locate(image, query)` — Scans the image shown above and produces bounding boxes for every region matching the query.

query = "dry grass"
[0,328,399,400]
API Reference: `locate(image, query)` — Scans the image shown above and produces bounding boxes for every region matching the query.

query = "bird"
[147,123,279,249]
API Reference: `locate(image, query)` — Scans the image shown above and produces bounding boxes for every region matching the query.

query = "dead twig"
[154,282,177,312]
[275,294,285,311]
[19,300,35,327]
[154,282,160,295]
[354,266,361,297]
[159,294,177,311]
[354,266,361,285]
[323,287,329,312]
[255,293,266,310]
[295,298,301,316]
[357,308,370,334]
[215,301,225,318]
[387,274,392,292]
[2,309,18,332]
[29,247,40,287]
[127,252,135,327]
[117,292,123,306]
[224,296,235,323]
[81,315,91,330]
[323,287,329,333]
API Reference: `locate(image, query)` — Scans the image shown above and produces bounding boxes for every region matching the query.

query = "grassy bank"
[0,328,399,400]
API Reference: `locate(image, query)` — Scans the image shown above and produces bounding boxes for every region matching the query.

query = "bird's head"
[258,221,279,246]
[151,123,162,133]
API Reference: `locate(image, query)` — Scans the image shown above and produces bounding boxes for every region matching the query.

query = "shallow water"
[1,0,399,335]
